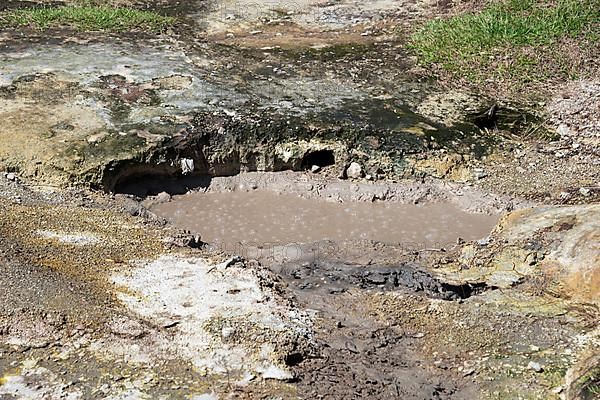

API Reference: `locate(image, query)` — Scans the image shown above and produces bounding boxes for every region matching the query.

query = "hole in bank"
[301,150,335,169]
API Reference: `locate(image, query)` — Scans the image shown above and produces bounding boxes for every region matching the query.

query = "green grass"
[0,6,174,32]
[410,0,600,83]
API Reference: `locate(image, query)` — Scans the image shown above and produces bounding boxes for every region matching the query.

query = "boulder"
[346,162,363,179]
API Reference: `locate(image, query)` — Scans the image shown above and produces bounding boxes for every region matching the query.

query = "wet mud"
[150,189,499,249]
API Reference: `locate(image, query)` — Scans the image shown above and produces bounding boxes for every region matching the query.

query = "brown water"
[152,190,499,250]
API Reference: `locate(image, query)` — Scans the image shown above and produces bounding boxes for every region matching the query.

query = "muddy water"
[152,190,499,249]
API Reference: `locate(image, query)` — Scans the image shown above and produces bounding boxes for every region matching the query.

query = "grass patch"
[0,6,174,32]
[410,0,600,84]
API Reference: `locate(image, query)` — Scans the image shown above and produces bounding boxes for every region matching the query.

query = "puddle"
[151,190,499,250]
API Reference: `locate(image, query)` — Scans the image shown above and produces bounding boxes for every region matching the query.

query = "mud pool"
[151,190,499,250]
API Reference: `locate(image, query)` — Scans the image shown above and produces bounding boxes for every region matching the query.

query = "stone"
[155,192,171,203]
[579,187,591,197]
[5,172,16,181]
[260,365,293,381]
[527,361,543,373]
[310,165,321,173]
[473,168,487,179]
[551,386,563,394]
[346,162,363,179]
[559,191,572,200]
[181,158,195,175]
[445,204,600,303]
[477,237,491,246]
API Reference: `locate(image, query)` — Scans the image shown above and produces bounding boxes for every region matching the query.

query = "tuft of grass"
[0,6,175,32]
[410,0,600,84]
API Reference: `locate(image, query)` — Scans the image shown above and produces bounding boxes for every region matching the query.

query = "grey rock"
[559,191,572,200]
[346,162,363,179]
[310,165,321,173]
[527,361,543,372]
[473,168,487,179]
[155,191,171,203]
[477,237,491,246]
[579,187,592,197]
[5,172,16,181]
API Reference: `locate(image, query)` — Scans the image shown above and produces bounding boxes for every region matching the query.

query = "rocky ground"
[0,0,599,399]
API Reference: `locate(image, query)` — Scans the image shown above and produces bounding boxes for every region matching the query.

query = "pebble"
[310,165,321,173]
[579,187,592,197]
[346,162,363,179]
[527,361,543,372]
[559,191,572,200]
[477,237,491,246]
[5,172,16,181]
[155,192,171,203]
[180,158,195,175]
[472,168,487,179]
[552,386,563,394]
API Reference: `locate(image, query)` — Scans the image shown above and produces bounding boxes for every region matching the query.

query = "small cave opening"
[105,162,211,197]
[301,150,336,170]
[113,174,212,197]
[284,352,305,367]
[471,104,499,130]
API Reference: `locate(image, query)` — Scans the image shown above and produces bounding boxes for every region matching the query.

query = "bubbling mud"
[151,190,499,250]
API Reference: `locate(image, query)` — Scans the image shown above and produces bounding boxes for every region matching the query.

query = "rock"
[447,205,600,303]
[310,165,321,173]
[346,162,364,179]
[579,187,591,197]
[5,172,16,181]
[181,158,195,175]
[559,191,572,200]
[473,168,487,179]
[107,317,146,339]
[221,327,235,338]
[477,237,491,246]
[527,361,543,373]
[551,386,563,394]
[260,365,293,381]
[155,191,171,203]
